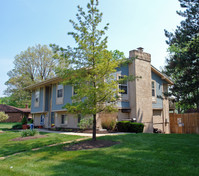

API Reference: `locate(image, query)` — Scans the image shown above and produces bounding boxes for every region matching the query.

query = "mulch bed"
[63,140,120,151]
[0,131,4,133]
[11,135,47,141]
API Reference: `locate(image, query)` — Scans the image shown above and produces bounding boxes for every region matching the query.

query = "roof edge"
[151,65,174,85]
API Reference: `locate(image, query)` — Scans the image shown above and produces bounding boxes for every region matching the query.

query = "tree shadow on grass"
[30,134,199,176]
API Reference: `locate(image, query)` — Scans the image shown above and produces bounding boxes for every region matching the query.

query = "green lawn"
[0,131,199,176]
[0,122,19,130]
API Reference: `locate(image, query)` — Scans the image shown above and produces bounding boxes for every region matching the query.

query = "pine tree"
[164,0,199,112]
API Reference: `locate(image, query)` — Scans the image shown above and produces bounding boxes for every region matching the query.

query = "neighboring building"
[26,48,173,133]
[0,104,31,122]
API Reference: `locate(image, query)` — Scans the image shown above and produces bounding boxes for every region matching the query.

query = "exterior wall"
[2,113,23,122]
[129,49,153,133]
[33,114,41,126]
[152,71,163,109]
[31,88,44,113]
[51,84,72,111]
[162,84,170,133]
[153,110,163,130]
[118,111,130,121]
[54,112,78,128]
[97,111,130,129]
[29,49,171,133]
[114,65,130,108]
[33,113,49,128]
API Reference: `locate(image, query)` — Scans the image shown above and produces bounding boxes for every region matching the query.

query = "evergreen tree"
[164,0,199,112]
[51,0,134,140]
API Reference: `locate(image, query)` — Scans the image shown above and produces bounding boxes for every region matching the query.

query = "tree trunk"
[92,114,96,141]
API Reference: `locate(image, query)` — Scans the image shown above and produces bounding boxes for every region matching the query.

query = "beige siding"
[153,110,163,130]
[129,50,153,133]
[33,114,41,126]
[54,112,78,128]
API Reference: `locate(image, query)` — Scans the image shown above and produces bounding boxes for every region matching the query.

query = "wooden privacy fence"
[169,113,199,134]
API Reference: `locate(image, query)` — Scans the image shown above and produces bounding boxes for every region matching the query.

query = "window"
[61,114,67,124]
[51,112,55,124]
[152,81,156,101]
[57,84,63,98]
[35,89,40,103]
[40,114,45,125]
[78,114,82,123]
[118,75,128,95]
[73,85,78,95]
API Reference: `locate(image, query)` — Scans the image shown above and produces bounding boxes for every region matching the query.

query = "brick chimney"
[128,47,153,133]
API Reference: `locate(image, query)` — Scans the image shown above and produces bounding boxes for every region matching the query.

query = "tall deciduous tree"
[5,44,56,108]
[51,0,134,140]
[164,0,199,113]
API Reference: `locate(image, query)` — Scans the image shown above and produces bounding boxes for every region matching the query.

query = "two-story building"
[26,48,173,133]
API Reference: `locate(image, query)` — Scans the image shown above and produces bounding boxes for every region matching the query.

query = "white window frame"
[34,89,40,107]
[117,74,128,100]
[152,80,156,102]
[56,84,64,104]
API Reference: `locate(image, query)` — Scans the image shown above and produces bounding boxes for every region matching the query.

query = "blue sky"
[0,0,182,97]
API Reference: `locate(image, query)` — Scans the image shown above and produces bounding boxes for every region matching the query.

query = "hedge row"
[116,121,144,133]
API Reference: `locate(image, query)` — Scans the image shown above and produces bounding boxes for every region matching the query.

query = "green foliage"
[101,119,116,131]
[116,121,144,133]
[0,112,9,122]
[164,0,199,112]
[4,44,56,107]
[21,129,38,137]
[0,97,18,107]
[78,117,93,130]
[12,123,22,129]
[51,0,136,140]
[21,117,27,125]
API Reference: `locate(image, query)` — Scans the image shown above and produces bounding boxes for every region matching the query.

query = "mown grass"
[0,122,19,130]
[0,132,199,176]
[0,129,84,157]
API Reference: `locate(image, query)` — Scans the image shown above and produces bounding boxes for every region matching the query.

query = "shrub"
[21,117,27,125]
[21,129,38,137]
[78,117,93,130]
[0,112,8,122]
[29,118,33,123]
[101,119,116,131]
[12,124,22,129]
[116,121,144,133]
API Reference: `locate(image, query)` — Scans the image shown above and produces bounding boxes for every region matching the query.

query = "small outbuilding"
[0,104,31,122]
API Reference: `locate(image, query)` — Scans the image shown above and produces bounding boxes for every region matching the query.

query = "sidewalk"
[37,129,128,137]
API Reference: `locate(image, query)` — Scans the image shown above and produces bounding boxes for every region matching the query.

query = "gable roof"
[25,77,62,90]
[25,65,173,90]
[0,104,31,113]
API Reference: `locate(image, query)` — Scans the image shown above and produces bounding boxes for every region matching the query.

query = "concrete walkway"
[37,129,128,137]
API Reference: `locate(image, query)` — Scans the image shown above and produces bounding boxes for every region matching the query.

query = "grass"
[0,122,20,130]
[0,123,84,157]
[0,132,199,176]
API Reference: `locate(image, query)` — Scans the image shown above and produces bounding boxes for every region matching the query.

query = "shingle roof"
[0,104,30,113]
